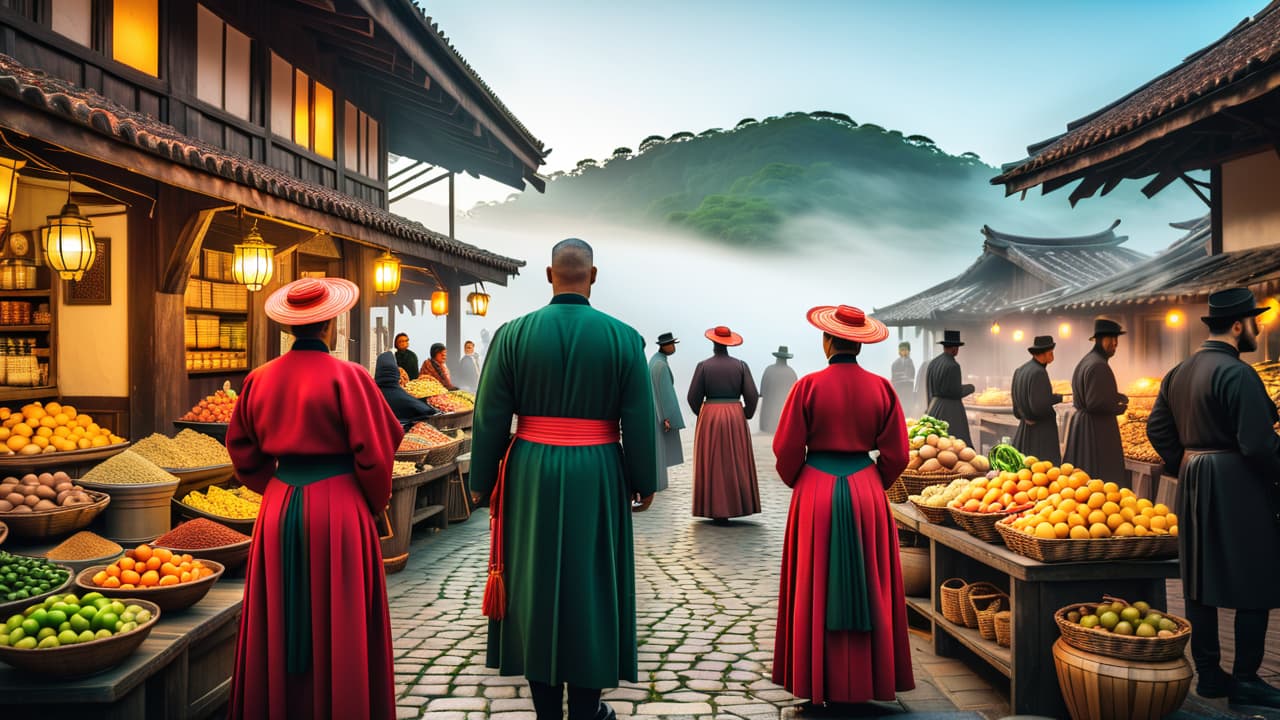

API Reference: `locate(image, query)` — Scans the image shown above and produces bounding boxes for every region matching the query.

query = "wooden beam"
[286,1,374,36]
[161,204,235,294]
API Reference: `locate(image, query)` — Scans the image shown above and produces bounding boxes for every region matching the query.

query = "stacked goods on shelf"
[404,377,446,399]
[1055,597,1191,661]
[181,485,261,520]
[179,388,238,423]
[971,388,1012,407]
[0,472,95,513]
[398,423,454,451]
[0,402,126,456]
[445,390,475,408]
[131,430,231,469]
[0,551,69,604]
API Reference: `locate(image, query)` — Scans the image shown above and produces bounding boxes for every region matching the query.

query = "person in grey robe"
[455,340,482,392]
[1063,318,1128,485]
[925,330,974,443]
[1011,335,1063,463]
[913,353,932,418]
[890,342,915,408]
[1147,288,1280,710]
[758,345,798,433]
[649,332,686,490]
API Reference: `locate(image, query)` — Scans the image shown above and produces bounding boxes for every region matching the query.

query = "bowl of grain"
[130,431,234,496]
[152,518,251,572]
[74,450,180,544]
[43,530,124,573]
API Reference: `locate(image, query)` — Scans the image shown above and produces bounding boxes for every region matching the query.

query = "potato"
[62,495,89,507]
[41,445,56,454]
[55,489,71,505]
[52,471,70,484]
[926,434,939,445]
[0,483,15,496]
[952,438,967,451]
[958,447,977,462]
[920,458,942,473]
[54,482,72,493]
[10,504,31,513]
[4,492,23,506]
[33,499,55,511]
[34,485,56,500]
[37,473,55,487]
[20,473,37,486]
[23,495,40,507]
[19,444,41,455]
[0,499,10,512]
[918,444,937,460]
[937,450,959,468]
[936,436,954,451]
[953,461,976,476]
[972,456,990,472]
[907,455,922,471]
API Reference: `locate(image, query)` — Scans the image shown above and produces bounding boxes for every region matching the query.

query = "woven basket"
[426,409,474,431]
[973,593,1009,641]
[960,581,1002,628]
[909,498,952,525]
[900,470,969,496]
[0,490,111,540]
[995,519,1179,562]
[948,506,1020,544]
[995,610,1012,647]
[445,469,472,523]
[424,435,463,467]
[1054,602,1191,662]
[939,578,967,625]
[885,478,907,504]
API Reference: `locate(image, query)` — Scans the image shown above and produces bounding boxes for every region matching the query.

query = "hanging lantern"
[990,321,1000,335]
[1058,322,1072,339]
[1012,329,1025,343]
[232,220,275,291]
[1165,309,1184,328]
[0,154,25,236]
[467,284,490,316]
[1258,297,1280,327]
[373,250,401,294]
[42,199,96,281]
[431,289,448,316]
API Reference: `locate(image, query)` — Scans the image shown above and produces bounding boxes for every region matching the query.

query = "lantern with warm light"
[467,284,490,316]
[1012,329,1025,342]
[1059,322,1071,339]
[990,321,1001,335]
[0,154,25,236]
[1258,297,1280,327]
[431,289,448,316]
[373,250,401,294]
[42,199,97,281]
[1165,310,1184,328]
[232,220,275,291]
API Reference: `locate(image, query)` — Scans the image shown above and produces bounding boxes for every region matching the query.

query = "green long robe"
[470,293,659,688]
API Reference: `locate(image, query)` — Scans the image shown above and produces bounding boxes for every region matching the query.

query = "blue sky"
[410,0,1264,207]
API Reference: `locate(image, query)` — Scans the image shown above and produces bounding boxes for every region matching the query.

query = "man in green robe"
[470,238,658,720]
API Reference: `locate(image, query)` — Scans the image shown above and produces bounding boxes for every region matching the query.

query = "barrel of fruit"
[1052,638,1191,720]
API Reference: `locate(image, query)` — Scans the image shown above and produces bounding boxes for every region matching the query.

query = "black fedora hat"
[656,331,679,346]
[772,345,793,359]
[1028,335,1056,353]
[938,329,964,347]
[1089,318,1126,340]
[1201,287,1268,323]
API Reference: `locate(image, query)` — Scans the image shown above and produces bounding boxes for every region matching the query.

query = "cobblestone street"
[384,434,1012,720]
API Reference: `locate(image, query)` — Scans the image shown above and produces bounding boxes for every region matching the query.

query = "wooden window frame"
[194,4,251,121]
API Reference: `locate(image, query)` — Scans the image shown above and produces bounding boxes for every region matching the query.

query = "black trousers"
[529,680,603,720]
[1184,595,1270,679]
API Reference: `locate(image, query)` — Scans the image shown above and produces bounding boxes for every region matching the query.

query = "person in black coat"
[374,351,437,430]
[925,330,974,444]
[1147,288,1280,710]
[394,333,420,381]
[1011,335,1064,463]
[1063,319,1128,484]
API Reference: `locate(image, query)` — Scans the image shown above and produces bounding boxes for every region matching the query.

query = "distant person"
[1011,335,1064,463]
[913,351,931,418]
[456,340,482,392]
[479,328,492,360]
[890,342,915,408]
[759,346,798,433]
[649,332,686,491]
[394,332,419,380]
[373,351,439,430]
[1064,318,1128,484]
[419,343,458,391]
[925,330,974,444]
[687,326,760,523]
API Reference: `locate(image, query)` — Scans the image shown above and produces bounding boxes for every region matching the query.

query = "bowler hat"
[772,345,794,359]
[938,329,964,347]
[1201,287,1268,323]
[1088,318,1126,340]
[1028,335,1056,353]
[656,331,679,346]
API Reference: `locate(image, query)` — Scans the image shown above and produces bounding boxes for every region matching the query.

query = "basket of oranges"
[74,544,224,611]
[0,402,129,469]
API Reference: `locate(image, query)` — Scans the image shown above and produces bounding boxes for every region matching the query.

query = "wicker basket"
[1054,602,1191,662]
[960,581,1002,628]
[948,506,1020,544]
[885,478,907,504]
[426,409,474,431]
[0,490,111,540]
[900,470,969,496]
[995,519,1179,562]
[995,610,1012,647]
[974,593,1009,641]
[940,578,967,625]
[909,498,952,525]
[445,469,471,523]
[424,434,463,467]
[0,598,161,678]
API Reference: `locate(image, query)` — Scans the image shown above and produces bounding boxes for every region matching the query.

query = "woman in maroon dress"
[227,278,404,720]
[772,305,914,706]
[687,325,760,523]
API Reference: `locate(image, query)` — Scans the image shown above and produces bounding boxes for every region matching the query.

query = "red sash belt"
[483,416,620,619]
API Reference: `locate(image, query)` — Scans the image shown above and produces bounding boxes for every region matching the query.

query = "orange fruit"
[145,556,162,571]
[62,405,76,419]
[76,437,92,449]
[5,435,27,452]
[120,584,135,590]
[120,569,140,585]
[198,567,213,578]
[12,423,32,438]
[90,436,109,448]
[44,402,61,415]
[105,564,120,578]
[92,570,108,586]
[103,575,121,588]
[118,557,135,572]
[158,575,180,586]
[140,570,160,587]
[134,545,153,562]
[1089,523,1112,538]
[160,562,180,577]
[1054,522,1070,539]
[180,571,193,583]
[1069,525,1091,539]
[153,548,173,564]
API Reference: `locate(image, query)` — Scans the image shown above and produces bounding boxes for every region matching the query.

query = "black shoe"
[1229,677,1280,711]
[1196,667,1232,699]
[712,517,731,526]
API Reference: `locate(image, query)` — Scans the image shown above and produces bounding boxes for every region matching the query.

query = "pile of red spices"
[154,518,250,548]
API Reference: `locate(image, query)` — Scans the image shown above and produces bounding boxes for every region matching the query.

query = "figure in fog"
[759,345,798,433]
[925,330,974,444]
[1011,335,1064,464]
[456,340,482,392]
[688,326,760,523]
[1063,318,1128,485]
[890,342,915,409]
[649,332,686,491]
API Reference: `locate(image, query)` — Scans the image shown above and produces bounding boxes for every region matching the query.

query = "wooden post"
[445,267,461,373]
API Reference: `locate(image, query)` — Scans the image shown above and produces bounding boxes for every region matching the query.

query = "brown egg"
[0,483,15,496]
[37,473,55,487]
[33,499,56,511]
[0,499,12,512]
[34,485,56,500]
[4,492,24,506]
[20,473,37,486]
[9,504,32,513]
[23,495,40,507]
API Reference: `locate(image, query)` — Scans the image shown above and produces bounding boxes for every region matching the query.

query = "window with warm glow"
[343,101,381,179]
[313,82,334,160]
[293,69,310,149]
[112,0,159,76]
[195,5,252,120]
[271,58,335,160]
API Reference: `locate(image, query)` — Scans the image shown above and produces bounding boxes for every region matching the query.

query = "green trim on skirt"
[806,450,874,632]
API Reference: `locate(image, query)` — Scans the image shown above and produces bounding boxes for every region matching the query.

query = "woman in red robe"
[772,305,914,706]
[226,278,404,720]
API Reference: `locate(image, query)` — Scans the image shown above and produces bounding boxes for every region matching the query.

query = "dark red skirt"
[773,462,914,704]
[692,401,760,518]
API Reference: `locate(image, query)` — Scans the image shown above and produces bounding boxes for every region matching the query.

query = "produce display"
[393,460,427,477]
[1052,379,1072,397]
[153,519,249,549]
[130,429,231,469]
[182,485,261,520]
[1124,376,1162,398]
[180,384,238,423]
[404,377,446,399]
[45,532,122,562]
[0,402,126,455]
[908,478,972,508]
[0,592,152,648]
[0,472,95,513]
[946,471,1040,515]
[398,422,454,452]
[89,545,214,589]
[1118,397,1162,464]
[79,450,179,486]
[987,444,1026,473]
[1001,461,1178,539]
[905,417,990,475]
[426,393,472,413]
[971,388,1012,407]
[0,551,70,603]
[450,390,476,405]
[1062,598,1180,638]
[908,415,949,440]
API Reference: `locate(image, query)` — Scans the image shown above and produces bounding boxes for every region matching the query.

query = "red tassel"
[482,568,506,619]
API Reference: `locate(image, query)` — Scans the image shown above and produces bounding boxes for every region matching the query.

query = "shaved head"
[547,238,597,296]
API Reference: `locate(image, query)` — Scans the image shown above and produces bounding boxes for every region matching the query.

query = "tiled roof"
[0,53,524,276]
[981,220,1145,288]
[994,2,1280,188]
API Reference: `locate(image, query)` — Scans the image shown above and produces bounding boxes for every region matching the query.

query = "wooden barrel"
[899,546,930,596]
[1052,638,1192,720]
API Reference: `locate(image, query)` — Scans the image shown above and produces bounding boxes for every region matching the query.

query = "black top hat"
[1028,335,1056,353]
[1201,287,1268,323]
[938,329,964,347]
[656,332,679,346]
[898,341,911,351]
[1089,318,1126,340]
[772,345,793,359]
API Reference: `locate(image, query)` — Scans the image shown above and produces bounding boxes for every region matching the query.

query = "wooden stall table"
[382,463,454,573]
[965,405,1019,455]
[0,580,244,720]
[892,503,1179,718]
[1124,457,1164,500]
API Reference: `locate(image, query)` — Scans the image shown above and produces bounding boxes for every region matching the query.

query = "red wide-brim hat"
[265,277,360,325]
[807,305,889,344]
[705,325,743,346]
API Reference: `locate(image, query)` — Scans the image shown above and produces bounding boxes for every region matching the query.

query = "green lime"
[134,609,152,624]
[1135,623,1157,637]
[57,621,70,633]
[28,608,48,626]
[107,601,125,616]
[1099,611,1119,630]
[20,618,38,635]
[8,627,24,643]
[93,612,118,633]
[36,627,55,640]
[0,633,8,647]
[45,609,66,627]
[57,629,79,645]
[13,636,36,649]
[124,605,143,615]
[63,604,79,616]
[61,594,78,604]
[36,635,59,649]
[1158,618,1177,632]
[1120,607,1141,623]
[1114,621,1135,636]
[92,598,110,610]
[1080,614,1100,628]
[5,614,22,631]
[120,611,136,624]
[81,629,99,642]
[48,602,68,614]
[77,606,97,620]
[69,613,90,633]
[80,592,103,604]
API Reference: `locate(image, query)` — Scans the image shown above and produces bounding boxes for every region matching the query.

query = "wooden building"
[0,0,546,437]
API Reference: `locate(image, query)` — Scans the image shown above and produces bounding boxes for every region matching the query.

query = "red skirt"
[773,462,914,704]
[229,473,394,720]
[692,401,760,518]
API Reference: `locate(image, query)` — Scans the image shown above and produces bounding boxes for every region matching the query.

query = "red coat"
[771,356,914,703]
[227,339,404,719]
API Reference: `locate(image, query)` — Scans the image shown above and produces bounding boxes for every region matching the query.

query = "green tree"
[639,135,665,151]
[736,117,759,128]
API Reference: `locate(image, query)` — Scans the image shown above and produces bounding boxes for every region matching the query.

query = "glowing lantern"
[431,289,448,317]
[990,322,1000,335]
[0,154,26,236]
[1165,310,1184,328]
[1012,329,1025,343]
[1258,297,1280,327]
[232,220,275,291]
[1059,322,1071,339]
[373,250,401,294]
[467,284,490,316]
[42,199,96,281]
